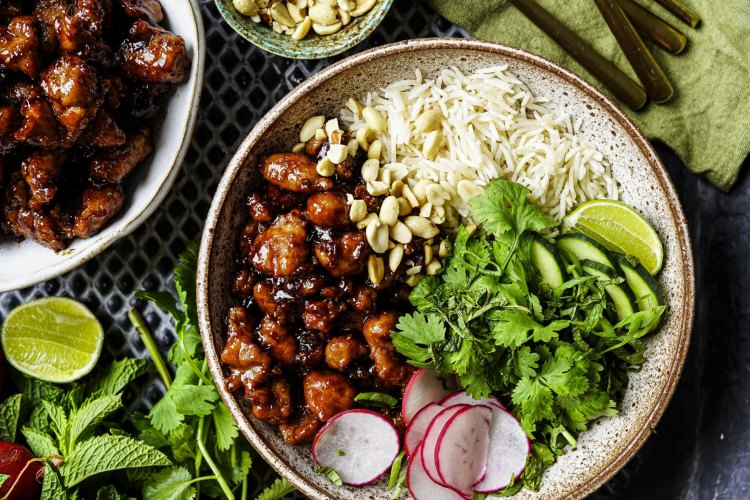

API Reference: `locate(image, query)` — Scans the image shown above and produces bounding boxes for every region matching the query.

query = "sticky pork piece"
[0,16,40,77]
[257,315,297,366]
[119,20,188,83]
[250,210,308,277]
[279,408,322,445]
[260,152,334,193]
[363,311,415,388]
[21,151,66,208]
[306,192,349,228]
[249,378,293,425]
[303,370,356,422]
[40,55,101,141]
[88,126,152,182]
[325,335,368,372]
[73,184,124,238]
[313,231,368,278]
[117,0,164,24]
[55,15,113,65]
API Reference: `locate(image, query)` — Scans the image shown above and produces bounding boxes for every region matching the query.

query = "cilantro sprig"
[391,179,666,492]
[131,243,296,500]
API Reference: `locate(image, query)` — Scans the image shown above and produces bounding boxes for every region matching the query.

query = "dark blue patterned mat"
[1,1,748,498]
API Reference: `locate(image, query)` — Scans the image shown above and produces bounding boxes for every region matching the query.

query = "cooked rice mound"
[341,66,618,222]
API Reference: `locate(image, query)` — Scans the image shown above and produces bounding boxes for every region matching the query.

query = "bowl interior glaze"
[198,39,694,500]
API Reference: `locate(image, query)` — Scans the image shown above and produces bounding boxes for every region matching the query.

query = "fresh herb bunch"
[131,243,296,500]
[0,357,172,499]
[391,179,666,493]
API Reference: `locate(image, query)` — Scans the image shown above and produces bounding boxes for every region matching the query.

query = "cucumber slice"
[580,259,636,321]
[616,255,661,311]
[530,237,566,289]
[556,234,618,270]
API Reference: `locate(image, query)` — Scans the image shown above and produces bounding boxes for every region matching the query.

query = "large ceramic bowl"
[197,39,695,499]
[214,0,393,59]
[0,0,205,293]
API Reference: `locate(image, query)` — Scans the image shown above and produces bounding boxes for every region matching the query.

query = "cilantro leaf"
[149,395,183,435]
[391,312,446,365]
[469,179,556,238]
[254,477,296,500]
[170,384,219,417]
[212,403,239,452]
[142,466,195,500]
[0,474,9,489]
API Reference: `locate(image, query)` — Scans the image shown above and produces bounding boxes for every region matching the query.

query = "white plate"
[0,0,205,293]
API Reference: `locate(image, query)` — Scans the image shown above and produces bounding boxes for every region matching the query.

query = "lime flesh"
[562,200,664,275]
[1,297,104,383]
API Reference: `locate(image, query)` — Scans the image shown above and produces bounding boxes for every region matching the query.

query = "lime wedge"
[1,297,104,383]
[561,200,664,275]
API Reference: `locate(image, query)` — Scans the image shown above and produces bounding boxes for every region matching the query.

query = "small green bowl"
[214,0,393,59]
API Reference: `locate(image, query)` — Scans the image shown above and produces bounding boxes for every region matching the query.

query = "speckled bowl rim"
[0,0,205,293]
[197,38,695,500]
[214,0,394,59]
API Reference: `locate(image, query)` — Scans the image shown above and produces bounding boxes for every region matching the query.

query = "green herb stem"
[196,415,234,500]
[129,308,172,389]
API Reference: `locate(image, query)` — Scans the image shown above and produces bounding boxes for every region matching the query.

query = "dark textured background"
[1,1,748,498]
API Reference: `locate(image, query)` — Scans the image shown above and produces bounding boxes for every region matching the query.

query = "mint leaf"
[254,477,296,500]
[142,466,195,500]
[60,434,171,487]
[42,402,69,454]
[17,377,66,406]
[22,427,60,457]
[68,395,123,450]
[0,394,28,441]
[88,358,149,396]
[171,384,219,417]
[95,485,121,500]
[212,403,239,452]
[40,462,67,500]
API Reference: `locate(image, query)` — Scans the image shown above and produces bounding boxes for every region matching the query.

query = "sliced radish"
[420,405,469,486]
[439,391,505,410]
[402,368,455,425]
[435,405,492,495]
[408,443,468,500]
[405,402,443,457]
[473,407,531,494]
[312,409,400,486]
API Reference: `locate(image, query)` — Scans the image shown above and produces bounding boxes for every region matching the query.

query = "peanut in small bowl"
[214,0,393,59]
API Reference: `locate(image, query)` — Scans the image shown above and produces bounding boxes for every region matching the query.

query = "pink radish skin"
[402,369,455,425]
[473,407,531,494]
[439,391,506,411]
[434,405,492,495]
[405,402,444,457]
[420,405,469,487]
[407,443,469,500]
[311,409,400,486]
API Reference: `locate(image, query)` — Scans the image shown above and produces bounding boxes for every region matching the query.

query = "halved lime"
[562,200,664,275]
[1,297,104,383]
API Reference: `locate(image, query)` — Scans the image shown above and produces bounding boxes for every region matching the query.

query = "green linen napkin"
[424,0,750,191]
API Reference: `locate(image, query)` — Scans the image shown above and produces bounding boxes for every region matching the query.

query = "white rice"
[340,66,618,222]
